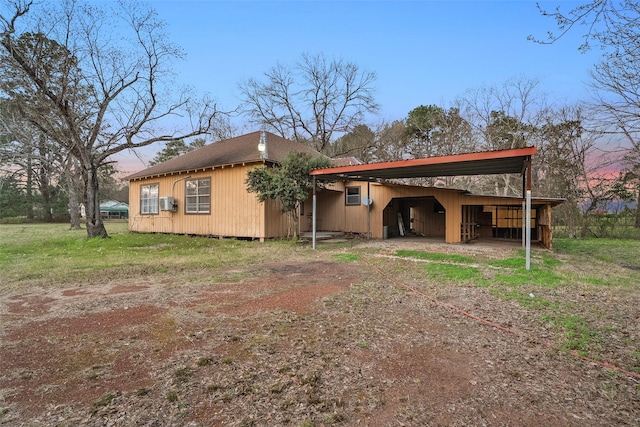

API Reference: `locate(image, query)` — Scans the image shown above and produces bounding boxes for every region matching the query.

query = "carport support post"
[525,156,532,271]
[522,200,526,249]
[312,176,317,250]
[367,181,371,239]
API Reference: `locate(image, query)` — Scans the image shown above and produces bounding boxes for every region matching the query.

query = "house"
[126,131,321,240]
[81,200,129,219]
[127,131,563,247]
[99,200,129,219]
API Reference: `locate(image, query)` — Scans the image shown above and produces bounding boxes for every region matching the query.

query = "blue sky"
[152,0,599,116]
[119,0,603,170]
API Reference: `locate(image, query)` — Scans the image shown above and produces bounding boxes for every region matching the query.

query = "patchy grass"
[0,222,299,290]
[423,262,486,284]
[555,238,640,269]
[1,224,639,424]
[333,253,359,262]
[542,314,602,357]
[389,241,637,362]
[395,249,475,264]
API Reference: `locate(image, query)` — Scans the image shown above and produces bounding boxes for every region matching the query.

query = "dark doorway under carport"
[383,196,446,239]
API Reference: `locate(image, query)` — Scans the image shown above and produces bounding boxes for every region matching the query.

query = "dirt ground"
[0,239,639,426]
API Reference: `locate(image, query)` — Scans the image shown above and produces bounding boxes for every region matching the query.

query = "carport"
[310,147,538,269]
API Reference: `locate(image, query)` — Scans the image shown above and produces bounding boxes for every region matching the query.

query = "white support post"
[522,200,526,249]
[525,190,532,271]
[524,155,532,271]
[312,177,317,250]
[367,181,371,239]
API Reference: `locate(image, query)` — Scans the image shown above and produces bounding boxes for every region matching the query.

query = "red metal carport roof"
[310,146,537,181]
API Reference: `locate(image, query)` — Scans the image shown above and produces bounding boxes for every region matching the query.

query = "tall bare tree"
[239,52,379,153]
[327,124,376,163]
[373,120,409,162]
[458,76,547,195]
[1,0,222,238]
[533,0,640,226]
[537,106,618,236]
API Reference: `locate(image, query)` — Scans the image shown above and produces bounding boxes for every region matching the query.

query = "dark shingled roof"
[127,131,324,180]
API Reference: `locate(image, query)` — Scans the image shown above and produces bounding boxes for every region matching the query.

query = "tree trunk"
[26,149,34,220]
[63,158,82,230]
[635,190,640,228]
[38,135,53,222]
[580,199,598,238]
[67,177,81,230]
[40,172,52,222]
[84,163,108,238]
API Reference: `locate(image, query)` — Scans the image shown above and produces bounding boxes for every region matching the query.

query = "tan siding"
[129,165,269,239]
[538,204,553,248]
[411,199,445,237]
[131,171,556,248]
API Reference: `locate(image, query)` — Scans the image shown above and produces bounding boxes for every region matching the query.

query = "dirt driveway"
[1,242,638,426]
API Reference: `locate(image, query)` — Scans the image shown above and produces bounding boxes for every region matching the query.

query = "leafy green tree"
[0,174,29,218]
[485,111,533,150]
[459,76,546,195]
[0,96,68,222]
[405,105,445,158]
[406,105,476,158]
[538,106,620,237]
[246,151,332,237]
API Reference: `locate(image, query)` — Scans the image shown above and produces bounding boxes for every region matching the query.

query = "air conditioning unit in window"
[159,196,176,212]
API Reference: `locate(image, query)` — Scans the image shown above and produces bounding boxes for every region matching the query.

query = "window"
[185,178,211,214]
[345,186,361,206]
[140,184,159,214]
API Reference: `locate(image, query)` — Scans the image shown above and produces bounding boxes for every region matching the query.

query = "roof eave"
[127,158,276,181]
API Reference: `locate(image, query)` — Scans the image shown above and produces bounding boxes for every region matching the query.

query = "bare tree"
[326,124,376,163]
[239,52,379,153]
[1,0,222,238]
[538,106,620,237]
[533,0,640,227]
[373,120,409,162]
[458,76,547,195]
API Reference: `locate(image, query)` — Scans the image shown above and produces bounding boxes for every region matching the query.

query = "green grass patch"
[333,253,359,262]
[542,314,601,357]
[489,250,561,269]
[423,262,486,284]
[0,223,283,288]
[488,251,564,288]
[496,289,559,310]
[555,238,640,268]
[396,249,474,264]
[492,268,563,288]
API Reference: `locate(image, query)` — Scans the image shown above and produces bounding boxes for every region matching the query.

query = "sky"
[115,0,603,173]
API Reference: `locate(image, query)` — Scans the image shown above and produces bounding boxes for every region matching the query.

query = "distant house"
[100,200,129,219]
[127,131,563,247]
